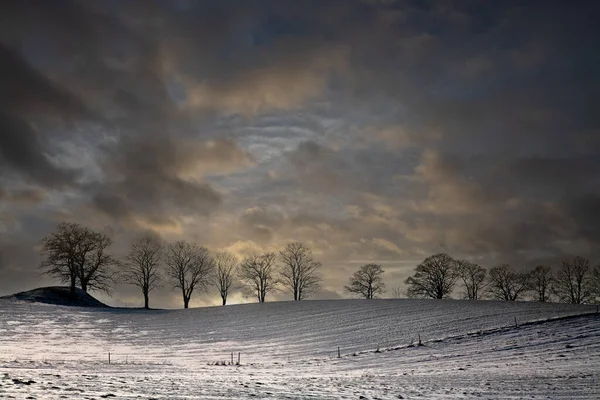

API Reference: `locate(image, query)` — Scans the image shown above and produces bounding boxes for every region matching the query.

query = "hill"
[0,298,598,398]
[1,286,109,308]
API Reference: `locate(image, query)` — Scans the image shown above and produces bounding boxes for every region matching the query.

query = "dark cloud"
[1,0,599,304]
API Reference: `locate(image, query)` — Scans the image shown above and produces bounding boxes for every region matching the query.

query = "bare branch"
[239,252,278,303]
[39,222,117,296]
[122,236,163,309]
[165,241,214,309]
[455,260,487,300]
[213,251,238,306]
[345,263,385,299]
[553,257,593,304]
[405,253,457,299]
[279,242,322,301]
[529,265,553,302]
[487,264,530,301]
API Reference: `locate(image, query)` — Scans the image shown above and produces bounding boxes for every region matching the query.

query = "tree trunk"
[222,296,226,306]
[184,297,190,309]
[144,292,149,309]
[81,280,88,293]
[69,275,77,298]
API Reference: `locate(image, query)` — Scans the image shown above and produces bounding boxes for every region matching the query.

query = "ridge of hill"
[1,286,109,308]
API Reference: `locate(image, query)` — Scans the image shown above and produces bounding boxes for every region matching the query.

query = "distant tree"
[123,236,163,309]
[529,265,554,302]
[213,251,239,306]
[345,263,385,299]
[40,222,116,297]
[239,252,278,303]
[279,242,322,301]
[391,285,404,298]
[455,260,487,300]
[405,253,457,299]
[487,264,530,301]
[553,257,593,304]
[165,241,215,309]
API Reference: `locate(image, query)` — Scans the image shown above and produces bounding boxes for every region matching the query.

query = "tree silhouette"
[123,236,163,309]
[488,264,530,301]
[165,241,214,309]
[529,265,553,302]
[455,260,486,300]
[40,222,116,296]
[553,257,593,304]
[239,253,278,303]
[345,263,385,299]
[279,242,322,301]
[213,251,238,306]
[405,253,457,299]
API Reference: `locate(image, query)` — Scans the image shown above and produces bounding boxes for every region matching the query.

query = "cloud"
[181,39,349,115]
[1,0,599,305]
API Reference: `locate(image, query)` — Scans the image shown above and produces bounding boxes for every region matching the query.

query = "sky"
[0,0,599,308]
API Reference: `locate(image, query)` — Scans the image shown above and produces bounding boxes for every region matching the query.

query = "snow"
[1,298,598,399]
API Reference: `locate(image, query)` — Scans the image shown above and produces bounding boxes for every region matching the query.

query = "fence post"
[514,316,518,328]
[237,352,240,365]
[108,352,111,365]
[231,352,234,365]
[337,347,341,358]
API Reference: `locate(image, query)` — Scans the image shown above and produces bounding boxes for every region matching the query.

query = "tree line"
[39,223,323,308]
[39,223,600,308]
[402,252,600,304]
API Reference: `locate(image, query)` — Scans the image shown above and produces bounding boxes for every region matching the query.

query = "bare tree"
[213,251,238,306]
[345,263,385,299]
[78,232,118,293]
[487,264,530,301]
[279,242,322,301]
[165,241,214,309]
[405,253,457,299]
[239,252,278,303]
[455,260,487,300]
[40,222,116,296]
[391,285,404,298]
[123,236,163,309]
[529,265,553,302]
[553,257,593,304]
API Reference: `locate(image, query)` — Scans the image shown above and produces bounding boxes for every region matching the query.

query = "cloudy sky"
[1,0,599,307]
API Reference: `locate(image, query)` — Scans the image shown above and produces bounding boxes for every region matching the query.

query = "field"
[1,298,599,399]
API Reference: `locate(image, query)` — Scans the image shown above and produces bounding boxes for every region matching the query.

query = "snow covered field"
[1,298,598,399]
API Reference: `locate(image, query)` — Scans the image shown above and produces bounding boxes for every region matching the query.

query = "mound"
[1,286,109,308]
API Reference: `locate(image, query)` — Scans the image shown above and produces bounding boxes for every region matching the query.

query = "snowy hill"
[0,299,598,399]
[1,286,108,308]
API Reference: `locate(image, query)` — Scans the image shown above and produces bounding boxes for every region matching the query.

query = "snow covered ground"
[0,298,598,399]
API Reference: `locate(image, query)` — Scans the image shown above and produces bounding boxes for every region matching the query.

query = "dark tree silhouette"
[213,251,238,306]
[165,241,214,309]
[123,236,163,309]
[529,265,553,302]
[78,231,118,293]
[279,242,322,301]
[553,257,593,304]
[455,260,487,300]
[487,264,530,301]
[40,222,116,296]
[345,263,385,299]
[239,252,278,303]
[405,253,457,299]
